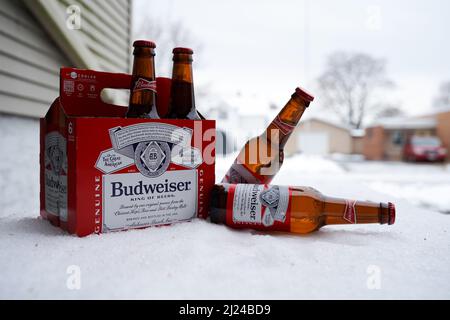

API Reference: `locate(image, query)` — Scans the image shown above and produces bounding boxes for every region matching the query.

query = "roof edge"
[302,117,351,132]
[23,0,100,70]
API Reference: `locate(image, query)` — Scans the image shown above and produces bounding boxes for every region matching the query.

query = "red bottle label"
[272,116,296,135]
[343,199,357,224]
[133,78,157,92]
[226,184,291,232]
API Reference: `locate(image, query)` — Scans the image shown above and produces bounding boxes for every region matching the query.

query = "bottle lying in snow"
[210,183,396,234]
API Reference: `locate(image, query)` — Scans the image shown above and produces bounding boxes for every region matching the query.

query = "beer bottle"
[222,87,314,184]
[127,40,159,118]
[168,47,201,120]
[210,184,396,234]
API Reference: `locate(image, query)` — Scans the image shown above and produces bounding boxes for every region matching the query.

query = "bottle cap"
[173,47,194,54]
[388,202,396,225]
[133,40,156,48]
[294,87,315,102]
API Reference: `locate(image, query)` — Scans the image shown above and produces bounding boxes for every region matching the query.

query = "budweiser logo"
[343,199,357,224]
[133,78,157,92]
[272,116,296,135]
[110,179,192,198]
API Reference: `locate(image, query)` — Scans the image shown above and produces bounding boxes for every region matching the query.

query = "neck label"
[134,78,157,93]
[272,116,296,135]
[343,199,357,224]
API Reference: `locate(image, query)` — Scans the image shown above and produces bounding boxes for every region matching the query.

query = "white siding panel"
[0,0,132,117]
[0,0,47,32]
[0,0,70,117]
[0,33,68,72]
[108,0,130,17]
[77,0,129,39]
[60,0,129,52]
[0,13,63,60]
[94,0,129,30]
[0,74,58,104]
[57,0,131,72]
[79,30,128,68]
[0,54,59,90]
[0,93,50,117]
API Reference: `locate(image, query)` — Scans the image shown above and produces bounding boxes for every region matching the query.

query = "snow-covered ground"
[0,115,449,299]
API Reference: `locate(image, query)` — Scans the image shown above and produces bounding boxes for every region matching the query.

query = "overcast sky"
[134,0,450,119]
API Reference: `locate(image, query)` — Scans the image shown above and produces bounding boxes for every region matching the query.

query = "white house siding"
[285,119,353,156]
[0,0,132,117]
[55,0,132,72]
[0,0,69,117]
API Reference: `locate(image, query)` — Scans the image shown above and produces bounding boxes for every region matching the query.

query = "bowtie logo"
[134,78,157,93]
[343,199,357,224]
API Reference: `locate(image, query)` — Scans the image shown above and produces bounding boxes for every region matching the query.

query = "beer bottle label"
[222,162,267,184]
[272,115,296,135]
[343,199,357,224]
[133,78,157,93]
[44,131,68,220]
[226,184,291,231]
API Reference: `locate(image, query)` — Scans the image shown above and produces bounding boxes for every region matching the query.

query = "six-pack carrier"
[40,67,216,237]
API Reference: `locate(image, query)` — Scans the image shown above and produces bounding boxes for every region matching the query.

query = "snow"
[1,115,450,299]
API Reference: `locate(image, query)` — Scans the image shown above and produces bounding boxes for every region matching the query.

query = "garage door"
[297,132,330,155]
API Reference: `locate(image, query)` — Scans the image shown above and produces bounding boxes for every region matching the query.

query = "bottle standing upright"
[168,47,201,120]
[127,40,159,119]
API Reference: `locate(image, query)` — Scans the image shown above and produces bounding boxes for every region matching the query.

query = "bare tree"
[317,52,394,129]
[135,16,203,76]
[376,104,404,119]
[433,81,450,109]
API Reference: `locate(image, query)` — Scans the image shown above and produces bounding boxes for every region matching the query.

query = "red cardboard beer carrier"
[40,68,216,237]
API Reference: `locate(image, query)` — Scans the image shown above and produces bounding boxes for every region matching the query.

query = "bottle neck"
[322,197,394,226]
[128,51,158,118]
[263,95,309,148]
[169,56,198,119]
[132,54,156,79]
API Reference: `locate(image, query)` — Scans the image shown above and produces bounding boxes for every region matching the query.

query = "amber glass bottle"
[168,47,201,120]
[127,40,159,118]
[210,183,395,234]
[222,88,314,184]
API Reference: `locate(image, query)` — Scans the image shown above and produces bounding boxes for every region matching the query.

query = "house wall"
[387,128,436,161]
[0,0,70,117]
[364,126,438,161]
[436,111,450,161]
[285,119,352,156]
[352,136,364,154]
[49,0,132,73]
[363,126,385,160]
[383,130,406,161]
[0,0,132,118]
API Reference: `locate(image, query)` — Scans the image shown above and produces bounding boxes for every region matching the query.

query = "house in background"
[0,0,132,118]
[363,110,450,161]
[206,101,268,155]
[284,117,362,157]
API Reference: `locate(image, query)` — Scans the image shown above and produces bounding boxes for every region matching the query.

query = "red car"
[403,136,447,162]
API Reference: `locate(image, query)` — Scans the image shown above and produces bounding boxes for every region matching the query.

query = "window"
[391,131,404,145]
